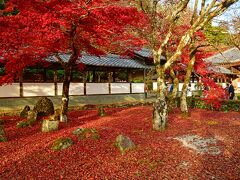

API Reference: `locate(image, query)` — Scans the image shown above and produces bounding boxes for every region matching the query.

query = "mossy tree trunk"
[169,68,179,108]
[60,63,73,122]
[180,45,197,114]
[152,63,168,131]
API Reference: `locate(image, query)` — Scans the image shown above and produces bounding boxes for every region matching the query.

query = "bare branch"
[191,0,199,25]
[54,53,65,66]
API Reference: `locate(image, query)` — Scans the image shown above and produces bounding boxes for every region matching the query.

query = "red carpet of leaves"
[1,106,240,179]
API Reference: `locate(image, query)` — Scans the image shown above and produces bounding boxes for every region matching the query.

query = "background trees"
[132,0,238,130]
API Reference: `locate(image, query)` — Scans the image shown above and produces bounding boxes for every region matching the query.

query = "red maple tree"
[0,0,145,120]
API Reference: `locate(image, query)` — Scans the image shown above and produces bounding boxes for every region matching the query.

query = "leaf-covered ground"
[1,106,240,179]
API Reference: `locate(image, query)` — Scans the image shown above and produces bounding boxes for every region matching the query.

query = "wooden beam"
[19,70,23,97]
[53,69,58,96]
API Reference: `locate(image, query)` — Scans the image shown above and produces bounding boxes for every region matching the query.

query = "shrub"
[97,105,106,117]
[184,97,240,112]
[16,121,29,128]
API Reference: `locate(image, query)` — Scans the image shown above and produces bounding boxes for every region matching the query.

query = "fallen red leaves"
[0,106,240,179]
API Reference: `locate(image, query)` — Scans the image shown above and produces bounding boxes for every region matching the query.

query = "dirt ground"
[0,106,240,179]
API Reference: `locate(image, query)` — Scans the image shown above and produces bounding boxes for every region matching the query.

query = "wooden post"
[127,69,132,83]
[113,70,116,82]
[144,69,147,98]
[43,68,47,82]
[83,71,87,95]
[19,70,23,97]
[93,70,96,83]
[54,69,58,96]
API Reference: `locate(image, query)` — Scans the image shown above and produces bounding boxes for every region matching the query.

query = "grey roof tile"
[205,47,240,64]
[48,53,152,69]
[134,48,166,60]
[208,66,236,74]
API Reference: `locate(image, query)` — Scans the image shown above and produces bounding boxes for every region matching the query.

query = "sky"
[188,0,240,26]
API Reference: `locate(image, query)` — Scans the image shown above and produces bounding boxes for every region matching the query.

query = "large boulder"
[51,137,73,151]
[20,105,30,118]
[33,97,54,116]
[115,134,136,154]
[0,125,7,142]
[41,119,59,132]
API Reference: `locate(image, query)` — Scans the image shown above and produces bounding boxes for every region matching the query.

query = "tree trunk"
[60,64,72,122]
[169,68,179,108]
[180,47,196,114]
[180,85,188,114]
[152,65,168,131]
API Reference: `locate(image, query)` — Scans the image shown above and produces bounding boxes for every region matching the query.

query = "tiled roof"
[208,66,236,75]
[48,53,152,69]
[134,48,166,60]
[205,47,240,64]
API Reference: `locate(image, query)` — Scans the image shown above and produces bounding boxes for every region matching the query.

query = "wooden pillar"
[53,69,58,96]
[93,70,96,83]
[83,71,87,95]
[127,69,132,83]
[113,70,116,82]
[19,70,23,97]
[43,68,47,82]
[144,69,147,98]
[108,71,112,94]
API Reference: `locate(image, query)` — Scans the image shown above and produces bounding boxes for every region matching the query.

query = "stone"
[48,109,61,121]
[27,110,38,126]
[20,105,30,118]
[51,137,73,151]
[72,128,100,140]
[60,114,67,122]
[0,125,7,142]
[72,128,85,135]
[115,134,136,154]
[41,119,59,132]
[33,97,54,116]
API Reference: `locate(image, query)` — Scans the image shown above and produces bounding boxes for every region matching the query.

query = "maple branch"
[199,0,206,15]
[191,0,199,25]
[154,0,190,64]
[54,53,65,66]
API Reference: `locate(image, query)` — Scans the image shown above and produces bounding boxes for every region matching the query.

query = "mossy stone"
[41,119,59,132]
[72,128,100,140]
[0,125,7,142]
[20,105,30,118]
[115,134,136,154]
[33,97,54,116]
[16,121,29,128]
[51,137,73,151]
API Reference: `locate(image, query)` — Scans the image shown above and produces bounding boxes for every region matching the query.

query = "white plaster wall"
[0,83,20,97]
[57,83,84,96]
[153,82,157,91]
[86,83,109,95]
[179,83,183,91]
[222,83,227,89]
[23,83,55,97]
[111,83,130,94]
[132,83,144,93]
[57,83,63,96]
[178,83,196,91]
